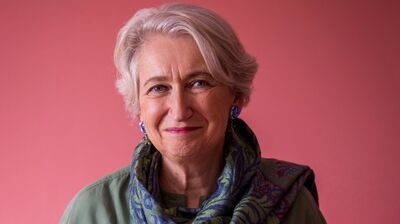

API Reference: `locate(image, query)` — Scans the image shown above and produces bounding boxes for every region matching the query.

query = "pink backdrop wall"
[1,0,399,223]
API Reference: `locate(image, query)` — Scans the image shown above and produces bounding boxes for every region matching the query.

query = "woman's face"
[137,34,235,161]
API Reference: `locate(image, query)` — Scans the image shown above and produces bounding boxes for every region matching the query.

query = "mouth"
[164,126,202,134]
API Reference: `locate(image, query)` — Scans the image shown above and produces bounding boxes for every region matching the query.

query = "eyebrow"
[142,70,211,87]
[142,76,168,87]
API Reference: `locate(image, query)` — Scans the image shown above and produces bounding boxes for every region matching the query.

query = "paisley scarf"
[129,119,317,223]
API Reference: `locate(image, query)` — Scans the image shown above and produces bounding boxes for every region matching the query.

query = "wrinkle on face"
[137,33,235,162]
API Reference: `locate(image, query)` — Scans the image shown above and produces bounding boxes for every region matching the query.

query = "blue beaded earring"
[139,121,146,134]
[139,121,150,144]
[231,106,241,119]
[230,106,240,135]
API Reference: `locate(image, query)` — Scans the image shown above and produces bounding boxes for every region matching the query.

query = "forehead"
[137,34,208,80]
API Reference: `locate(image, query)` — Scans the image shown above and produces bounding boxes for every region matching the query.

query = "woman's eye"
[191,80,210,88]
[147,85,169,94]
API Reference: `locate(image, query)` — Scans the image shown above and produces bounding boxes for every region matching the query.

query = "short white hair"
[114,3,258,117]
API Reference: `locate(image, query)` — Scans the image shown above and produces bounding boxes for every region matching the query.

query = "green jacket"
[61,159,326,224]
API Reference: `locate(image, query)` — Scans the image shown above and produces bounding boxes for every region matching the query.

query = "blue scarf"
[129,119,317,223]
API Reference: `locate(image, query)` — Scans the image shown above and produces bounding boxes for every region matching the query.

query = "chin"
[161,142,202,158]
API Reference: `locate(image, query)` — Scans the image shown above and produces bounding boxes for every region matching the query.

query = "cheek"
[140,99,164,126]
[198,91,233,122]
[214,90,234,111]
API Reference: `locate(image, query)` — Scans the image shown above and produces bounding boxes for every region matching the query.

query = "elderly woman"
[61,3,326,224]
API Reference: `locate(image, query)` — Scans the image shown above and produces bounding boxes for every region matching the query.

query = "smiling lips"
[165,126,202,134]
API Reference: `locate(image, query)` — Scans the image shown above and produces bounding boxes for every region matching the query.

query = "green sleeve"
[60,167,131,224]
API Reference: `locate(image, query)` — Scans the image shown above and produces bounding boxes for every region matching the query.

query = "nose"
[169,88,193,121]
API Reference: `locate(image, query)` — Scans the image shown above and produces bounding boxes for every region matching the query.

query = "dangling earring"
[231,105,241,119]
[139,121,146,134]
[139,121,149,144]
[229,106,240,134]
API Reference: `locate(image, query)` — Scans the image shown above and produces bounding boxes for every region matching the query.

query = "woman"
[61,3,326,224]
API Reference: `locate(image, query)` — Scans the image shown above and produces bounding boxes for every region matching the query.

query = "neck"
[159,149,224,208]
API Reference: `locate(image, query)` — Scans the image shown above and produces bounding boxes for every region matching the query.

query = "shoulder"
[60,166,131,224]
[259,158,326,223]
[259,158,310,180]
[259,158,318,202]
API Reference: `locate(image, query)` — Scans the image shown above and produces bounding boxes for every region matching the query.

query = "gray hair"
[114,3,258,117]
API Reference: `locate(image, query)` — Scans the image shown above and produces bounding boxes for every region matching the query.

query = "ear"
[136,110,142,122]
[233,95,244,109]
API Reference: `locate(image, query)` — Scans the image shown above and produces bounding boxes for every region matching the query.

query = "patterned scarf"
[129,119,317,223]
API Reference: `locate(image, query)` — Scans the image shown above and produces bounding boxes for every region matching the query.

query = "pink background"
[1,0,399,223]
